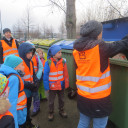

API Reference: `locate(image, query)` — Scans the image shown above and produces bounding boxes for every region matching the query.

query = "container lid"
[53,39,75,50]
[32,39,59,46]
[102,17,128,41]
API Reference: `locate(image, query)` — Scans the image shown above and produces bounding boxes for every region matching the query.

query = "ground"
[32,91,115,128]
[32,91,79,128]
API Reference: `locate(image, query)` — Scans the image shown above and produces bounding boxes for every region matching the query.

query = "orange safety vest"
[8,74,27,110]
[22,60,33,83]
[73,44,111,99]
[0,111,13,120]
[1,39,19,61]
[32,55,38,73]
[49,58,64,90]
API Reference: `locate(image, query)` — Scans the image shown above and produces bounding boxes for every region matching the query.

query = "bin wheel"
[68,89,77,99]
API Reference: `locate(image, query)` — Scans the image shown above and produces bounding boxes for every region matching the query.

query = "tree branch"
[107,0,124,18]
[49,0,66,14]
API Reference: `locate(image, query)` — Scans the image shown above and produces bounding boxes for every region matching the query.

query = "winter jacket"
[35,53,43,80]
[73,35,128,118]
[0,65,19,128]
[0,37,19,64]
[43,58,69,91]
[18,43,39,98]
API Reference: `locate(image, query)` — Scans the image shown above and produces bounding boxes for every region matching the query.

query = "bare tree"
[59,21,66,38]
[77,0,128,28]
[12,20,24,40]
[44,25,54,39]
[22,6,35,40]
[49,0,76,39]
[29,24,42,39]
[40,22,48,39]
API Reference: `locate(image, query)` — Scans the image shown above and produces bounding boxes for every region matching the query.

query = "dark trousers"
[49,89,64,112]
[0,115,15,128]
[26,97,32,122]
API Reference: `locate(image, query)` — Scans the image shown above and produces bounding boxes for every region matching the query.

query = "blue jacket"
[35,52,43,80]
[43,58,66,91]
[0,65,27,127]
[18,43,38,98]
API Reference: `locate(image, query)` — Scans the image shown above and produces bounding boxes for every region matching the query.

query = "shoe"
[31,108,40,117]
[48,112,54,121]
[26,121,39,128]
[31,100,40,117]
[59,109,68,118]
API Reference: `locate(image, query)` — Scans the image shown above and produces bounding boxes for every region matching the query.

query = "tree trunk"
[66,0,76,39]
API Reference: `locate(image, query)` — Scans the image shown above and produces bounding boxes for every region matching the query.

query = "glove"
[33,82,40,92]
[24,82,37,91]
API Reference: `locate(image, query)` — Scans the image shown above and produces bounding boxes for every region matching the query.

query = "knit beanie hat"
[80,20,103,38]
[0,74,9,96]
[47,45,61,59]
[4,55,23,69]
[3,28,11,34]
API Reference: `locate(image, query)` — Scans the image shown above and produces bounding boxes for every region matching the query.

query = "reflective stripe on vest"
[32,55,38,73]
[49,75,64,81]
[1,39,19,61]
[73,45,111,99]
[17,94,26,104]
[3,48,18,54]
[23,60,33,82]
[49,71,63,76]
[3,53,19,59]
[17,105,27,110]
[49,58,64,82]
[76,71,110,82]
[23,74,31,80]
[8,74,27,110]
[77,82,111,93]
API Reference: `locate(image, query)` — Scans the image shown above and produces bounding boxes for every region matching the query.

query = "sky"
[0,0,127,33]
[0,0,91,33]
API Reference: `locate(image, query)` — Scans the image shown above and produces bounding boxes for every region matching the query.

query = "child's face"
[54,50,62,59]
[38,51,43,58]
[26,52,33,60]
[14,62,25,73]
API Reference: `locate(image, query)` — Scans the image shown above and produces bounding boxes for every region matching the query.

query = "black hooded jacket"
[0,37,19,64]
[73,35,128,118]
[18,43,38,90]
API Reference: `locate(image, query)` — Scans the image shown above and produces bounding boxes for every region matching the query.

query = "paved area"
[32,91,116,128]
[32,91,79,128]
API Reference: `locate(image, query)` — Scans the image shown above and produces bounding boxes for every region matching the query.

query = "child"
[18,42,39,128]
[43,45,69,121]
[0,74,15,128]
[0,55,27,128]
[31,50,43,117]
[26,42,43,117]
[36,48,47,101]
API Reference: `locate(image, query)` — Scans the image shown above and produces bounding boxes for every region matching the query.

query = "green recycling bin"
[109,58,128,128]
[35,39,77,90]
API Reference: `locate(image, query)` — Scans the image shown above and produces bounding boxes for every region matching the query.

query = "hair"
[36,48,44,54]
[0,97,11,114]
